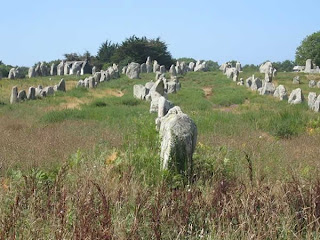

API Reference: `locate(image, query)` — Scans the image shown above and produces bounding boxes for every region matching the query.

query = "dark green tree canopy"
[295,31,320,66]
[97,40,118,63]
[110,36,174,68]
[273,60,295,72]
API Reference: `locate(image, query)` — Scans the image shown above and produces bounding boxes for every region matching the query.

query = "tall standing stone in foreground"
[10,86,18,104]
[159,106,197,178]
[126,62,140,79]
[140,63,147,73]
[50,63,57,76]
[169,64,177,77]
[56,79,66,92]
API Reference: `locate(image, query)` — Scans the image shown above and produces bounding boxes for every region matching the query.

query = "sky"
[0,0,319,67]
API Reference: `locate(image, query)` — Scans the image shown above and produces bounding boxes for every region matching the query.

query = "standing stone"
[309,80,316,88]
[56,79,66,92]
[122,66,127,75]
[8,68,15,79]
[159,106,197,178]
[232,70,239,82]
[160,65,166,74]
[88,77,95,88]
[169,64,177,77]
[126,62,140,79]
[235,61,241,72]
[57,61,64,76]
[35,85,43,97]
[133,84,147,100]
[189,62,195,71]
[317,81,320,88]
[92,66,96,75]
[10,86,18,104]
[293,76,300,84]
[113,64,120,78]
[153,60,160,73]
[70,62,81,75]
[272,68,277,78]
[140,63,147,73]
[27,87,36,100]
[64,63,70,75]
[313,95,320,112]
[50,63,57,76]
[305,59,312,73]
[225,68,236,79]
[308,92,317,110]
[17,90,27,101]
[40,62,48,76]
[35,64,41,76]
[157,96,174,118]
[273,85,287,100]
[251,78,262,91]
[167,82,177,94]
[146,56,152,73]
[259,82,275,95]
[42,86,54,96]
[259,61,273,74]
[245,76,253,88]
[288,88,304,104]
[28,67,35,78]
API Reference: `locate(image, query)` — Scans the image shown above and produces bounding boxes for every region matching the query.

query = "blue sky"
[1,0,319,67]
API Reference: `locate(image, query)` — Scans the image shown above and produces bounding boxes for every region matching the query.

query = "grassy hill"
[1,71,320,238]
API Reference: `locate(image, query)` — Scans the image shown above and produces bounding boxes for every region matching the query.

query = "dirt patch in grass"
[202,87,213,99]
[91,89,124,98]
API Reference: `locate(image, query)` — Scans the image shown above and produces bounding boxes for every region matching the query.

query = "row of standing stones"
[10,79,66,104]
[221,61,320,112]
[131,58,199,179]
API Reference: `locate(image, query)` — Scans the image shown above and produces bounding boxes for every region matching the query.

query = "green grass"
[1,70,320,238]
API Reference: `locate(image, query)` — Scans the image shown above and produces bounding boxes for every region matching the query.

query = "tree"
[295,31,320,66]
[63,53,81,61]
[273,60,295,72]
[97,40,118,63]
[110,36,174,68]
[206,60,219,71]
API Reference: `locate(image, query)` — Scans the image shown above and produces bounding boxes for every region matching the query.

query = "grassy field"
[1,70,320,239]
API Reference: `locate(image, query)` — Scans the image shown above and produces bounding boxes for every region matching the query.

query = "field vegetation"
[1,70,320,239]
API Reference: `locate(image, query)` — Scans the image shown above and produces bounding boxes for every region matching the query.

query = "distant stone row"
[10,79,66,104]
[76,64,120,88]
[220,61,320,112]
[124,57,208,79]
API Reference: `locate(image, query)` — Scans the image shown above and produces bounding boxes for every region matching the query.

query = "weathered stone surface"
[126,62,140,79]
[309,80,316,88]
[293,76,300,84]
[145,82,154,91]
[288,88,303,104]
[188,62,195,72]
[236,61,241,72]
[237,78,244,86]
[133,84,147,100]
[149,78,165,96]
[259,82,275,95]
[140,63,147,73]
[35,85,43,97]
[35,64,41,76]
[160,65,166,74]
[122,66,127,75]
[28,67,35,78]
[57,61,64,76]
[314,95,320,112]
[93,72,101,83]
[10,86,18,104]
[146,56,152,73]
[259,61,273,74]
[27,87,36,100]
[157,96,174,118]
[194,61,207,72]
[159,106,197,177]
[225,67,236,79]
[308,92,317,110]
[76,80,84,88]
[167,82,177,94]
[92,66,96,75]
[305,59,312,73]
[112,64,120,78]
[273,85,287,100]
[250,78,262,91]
[50,63,57,76]
[17,90,27,101]
[8,68,15,79]
[56,79,66,92]
[42,86,54,96]
[153,60,160,73]
[245,76,253,88]
[70,62,81,75]
[169,64,177,77]
[40,62,48,76]
[232,69,239,82]
[149,91,163,113]
[88,77,95,88]
[317,81,320,88]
